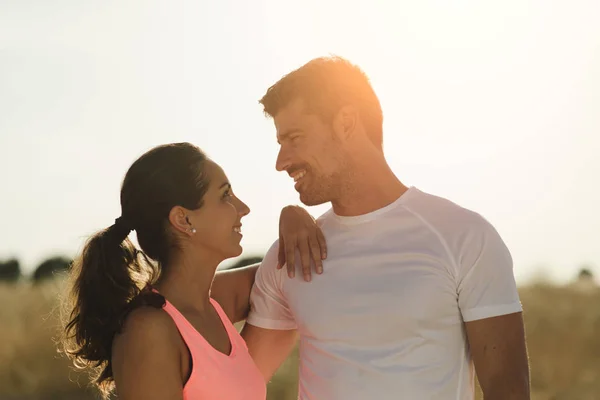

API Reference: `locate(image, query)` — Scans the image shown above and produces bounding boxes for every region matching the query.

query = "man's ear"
[332,105,358,141]
[168,206,194,235]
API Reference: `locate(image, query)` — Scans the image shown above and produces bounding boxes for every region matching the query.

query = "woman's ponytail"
[61,221,154,397]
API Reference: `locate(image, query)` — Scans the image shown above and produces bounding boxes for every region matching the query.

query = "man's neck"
[331,156,408,217]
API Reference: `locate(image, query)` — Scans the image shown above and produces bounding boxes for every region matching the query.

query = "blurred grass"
[0,279,98,400]
[0,279,599,399]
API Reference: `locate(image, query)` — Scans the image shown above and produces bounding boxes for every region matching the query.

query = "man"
[241,56,530,399]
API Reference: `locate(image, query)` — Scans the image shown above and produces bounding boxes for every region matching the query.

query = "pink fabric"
[158,292,266,400]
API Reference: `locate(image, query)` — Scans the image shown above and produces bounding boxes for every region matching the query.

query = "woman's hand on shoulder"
[112,307,185,400]
[279,205,327,281]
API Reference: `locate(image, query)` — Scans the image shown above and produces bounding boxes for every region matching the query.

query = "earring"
[190,228,197,234]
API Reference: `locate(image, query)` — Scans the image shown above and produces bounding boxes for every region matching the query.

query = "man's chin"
[299,191,328,207]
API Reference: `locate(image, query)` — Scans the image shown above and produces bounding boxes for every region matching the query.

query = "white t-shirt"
[247,187,522,400]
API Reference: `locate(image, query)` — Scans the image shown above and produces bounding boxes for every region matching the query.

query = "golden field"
[0,277,599,400]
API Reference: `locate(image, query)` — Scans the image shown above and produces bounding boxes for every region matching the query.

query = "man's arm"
[466,313,530,400]
[454,213,530,399]
[241,239,300,382]
[241,323,298,382]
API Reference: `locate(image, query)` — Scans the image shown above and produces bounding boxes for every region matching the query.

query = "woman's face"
[186,160,250,260]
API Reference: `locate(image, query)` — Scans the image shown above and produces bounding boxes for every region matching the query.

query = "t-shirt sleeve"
[246,240,297,330]
[457,217,523,322]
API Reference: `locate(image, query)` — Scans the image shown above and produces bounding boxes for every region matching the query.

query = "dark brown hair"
[259,56,384,147]
[61,142,210,398]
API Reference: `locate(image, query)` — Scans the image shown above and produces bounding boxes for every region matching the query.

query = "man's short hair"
[259,56,384,148]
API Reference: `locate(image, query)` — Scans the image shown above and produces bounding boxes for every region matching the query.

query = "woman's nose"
[236,196,250,216]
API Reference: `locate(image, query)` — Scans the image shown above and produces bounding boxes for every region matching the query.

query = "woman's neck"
[154,249,221,313]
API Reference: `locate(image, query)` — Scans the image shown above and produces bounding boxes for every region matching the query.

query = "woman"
[61,142,325,400]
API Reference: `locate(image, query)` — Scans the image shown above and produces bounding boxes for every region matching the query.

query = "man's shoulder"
[257,239,281,271]
[404,187,494,235]
[255,238,298,281]
[405,188,507,273]
[315,208,335,224]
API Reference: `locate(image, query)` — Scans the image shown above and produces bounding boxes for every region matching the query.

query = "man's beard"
[298,170,347,206]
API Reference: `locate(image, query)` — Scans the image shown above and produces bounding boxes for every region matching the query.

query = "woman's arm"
[211,264,259,323]
[211,205,327,323]
[112,307,185,400]
[276,205,327,280]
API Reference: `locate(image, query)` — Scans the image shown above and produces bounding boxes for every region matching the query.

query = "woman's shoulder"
[111,305,188,393]
[113,306,180,355]
[124,305,173,329]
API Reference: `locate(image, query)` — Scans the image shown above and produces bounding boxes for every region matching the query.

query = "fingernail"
[317,266,323,274]
[304,274,311,282]
[322,252,327,259]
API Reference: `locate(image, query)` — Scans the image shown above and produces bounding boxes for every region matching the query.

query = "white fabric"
[247,187,522,400]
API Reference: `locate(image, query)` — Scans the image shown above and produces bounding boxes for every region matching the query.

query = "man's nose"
[275,146,291,172]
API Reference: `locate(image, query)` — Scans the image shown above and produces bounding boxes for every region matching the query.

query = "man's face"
[274,98,347,206]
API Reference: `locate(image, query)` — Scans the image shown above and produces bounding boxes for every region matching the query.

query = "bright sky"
[1,0,598,283]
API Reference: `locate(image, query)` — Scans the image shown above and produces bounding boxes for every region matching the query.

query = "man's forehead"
[276,97,310,118]
[275,118,301,135]
[274,98,312,133]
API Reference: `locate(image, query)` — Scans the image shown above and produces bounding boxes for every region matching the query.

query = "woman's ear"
[168,206,195,235]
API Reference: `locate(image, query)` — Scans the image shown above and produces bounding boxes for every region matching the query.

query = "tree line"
[0,256,72,283]
[3,255,592,285]
[0,255,264,284]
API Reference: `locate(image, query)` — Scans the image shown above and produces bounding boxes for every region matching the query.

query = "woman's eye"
[223,189,233,199]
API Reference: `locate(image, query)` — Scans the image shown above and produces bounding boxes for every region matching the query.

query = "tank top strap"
[209,297,244,346]
[150,288,240,357]
[158,295,201,345]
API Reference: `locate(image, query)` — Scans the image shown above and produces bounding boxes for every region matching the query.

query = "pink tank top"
[158,292,266,400]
